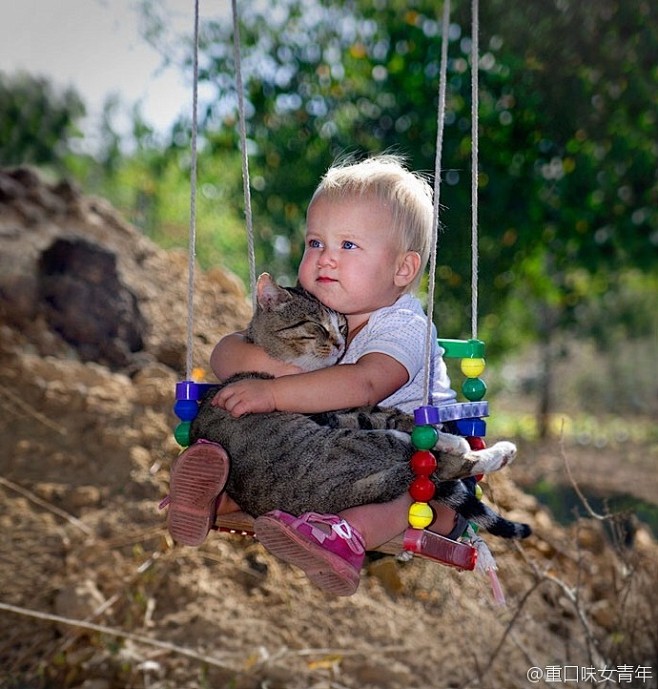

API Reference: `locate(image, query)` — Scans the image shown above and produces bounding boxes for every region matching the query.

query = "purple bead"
[414,406,441,425]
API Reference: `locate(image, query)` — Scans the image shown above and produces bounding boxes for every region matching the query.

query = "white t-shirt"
[339,294,456,414]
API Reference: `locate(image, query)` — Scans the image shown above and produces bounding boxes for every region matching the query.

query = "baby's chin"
[301,281,339,307]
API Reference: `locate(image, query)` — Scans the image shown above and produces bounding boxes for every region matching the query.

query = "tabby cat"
[191,273,531,540]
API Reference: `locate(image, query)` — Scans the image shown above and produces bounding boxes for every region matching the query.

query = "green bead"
[462,377,487,401]
[438,338,486,359]
[174,421,191,447]
[411,424,439,450]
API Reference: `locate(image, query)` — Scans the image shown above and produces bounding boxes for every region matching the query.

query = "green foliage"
[150,0,657,343]
[0,71,85,170]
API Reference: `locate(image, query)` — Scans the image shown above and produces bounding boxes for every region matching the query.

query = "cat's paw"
[468,440,517,475]
[488,440,517,469]
[432,431,471,456]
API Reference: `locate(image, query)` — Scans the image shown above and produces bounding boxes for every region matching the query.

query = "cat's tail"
[432,433,517,480]
[436,482,532,540]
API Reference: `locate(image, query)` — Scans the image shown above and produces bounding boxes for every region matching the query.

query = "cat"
[190,273,531,540]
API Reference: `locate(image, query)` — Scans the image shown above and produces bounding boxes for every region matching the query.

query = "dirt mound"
[1,168,656,689]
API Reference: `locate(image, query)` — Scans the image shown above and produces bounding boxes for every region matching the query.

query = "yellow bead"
[460,357,486,378]
[475,484,483,500]
[408,501,434,529]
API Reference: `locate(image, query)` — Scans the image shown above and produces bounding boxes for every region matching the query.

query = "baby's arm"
[210,331,304,380]
[214,351,409,417]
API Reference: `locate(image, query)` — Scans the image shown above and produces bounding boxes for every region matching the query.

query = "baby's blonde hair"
[308,154,434,291]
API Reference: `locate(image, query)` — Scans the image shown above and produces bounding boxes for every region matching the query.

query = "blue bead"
[174,399,199,421]
[454,418,487,437]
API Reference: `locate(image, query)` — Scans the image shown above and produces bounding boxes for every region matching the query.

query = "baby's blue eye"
[308,238,323,248]
[342,240,357,250]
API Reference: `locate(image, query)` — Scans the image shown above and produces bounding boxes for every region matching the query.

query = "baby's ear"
[394,251,421,288]
[256,272,291,310]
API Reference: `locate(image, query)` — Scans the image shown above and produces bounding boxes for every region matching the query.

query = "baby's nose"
[317,248,336,266]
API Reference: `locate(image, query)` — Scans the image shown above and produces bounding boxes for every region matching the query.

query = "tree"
[139,0,658,430]
[151,0,656,317]
[0,72,85,170]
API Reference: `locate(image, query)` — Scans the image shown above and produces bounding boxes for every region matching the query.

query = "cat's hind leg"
[432,432,517,480]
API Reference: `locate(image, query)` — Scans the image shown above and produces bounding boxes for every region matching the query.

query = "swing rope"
[184,0,201,382]
[186,1,482,400]
[185,0,257,378]
[190,0,482,406]
[422,0,452,408]
[423,0,481,405]
[470,0,480,341]
[231,0,257,309]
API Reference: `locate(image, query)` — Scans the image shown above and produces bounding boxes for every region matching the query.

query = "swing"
[169,0,501,588]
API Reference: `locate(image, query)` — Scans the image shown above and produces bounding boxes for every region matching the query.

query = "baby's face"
[298,195,407,329]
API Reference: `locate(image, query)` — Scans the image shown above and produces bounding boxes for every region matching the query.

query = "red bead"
[466,436,487,451]
[409,476,435,502]
[410,450,437,476]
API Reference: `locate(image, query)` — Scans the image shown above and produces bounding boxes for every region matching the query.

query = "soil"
[1,167,656,689]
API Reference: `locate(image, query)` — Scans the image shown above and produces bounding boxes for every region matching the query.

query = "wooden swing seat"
[215,510,405,556]
[213,509,477,569]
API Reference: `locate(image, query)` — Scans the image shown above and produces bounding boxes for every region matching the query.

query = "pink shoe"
[254,510,365,596]
[165,440,229,546]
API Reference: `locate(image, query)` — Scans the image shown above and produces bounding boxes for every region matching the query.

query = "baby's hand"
[212,378,277,417]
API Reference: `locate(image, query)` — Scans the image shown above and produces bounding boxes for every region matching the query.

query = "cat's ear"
[256,272,291,310]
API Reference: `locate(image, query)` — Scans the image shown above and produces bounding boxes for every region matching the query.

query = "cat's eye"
[313,324,330,338]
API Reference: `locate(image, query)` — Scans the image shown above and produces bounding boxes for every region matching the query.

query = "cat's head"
[247,273,347,371]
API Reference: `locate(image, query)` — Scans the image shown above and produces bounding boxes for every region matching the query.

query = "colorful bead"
[413,405,441,425]
[462,376,487,401]
[409,476,436,502]
[408,501,434,529]
[411,424,439,450]
[173,399,199,422]
[475,484,483,500]
[175,380,216,401]
[174,421,191,447]
[460,357,486,378]
[455,418,487,436]
[438,338,485,359]
[410,450,437,476]
[466,436,486,451]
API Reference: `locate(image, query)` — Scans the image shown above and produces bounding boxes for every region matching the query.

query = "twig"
[558,423,612,523]
[541,570,607,668]
[0,601,412,674]
[0,601,237,671]
[0,476,94,537]
[0,382,67,435]
[458,578,543,689]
